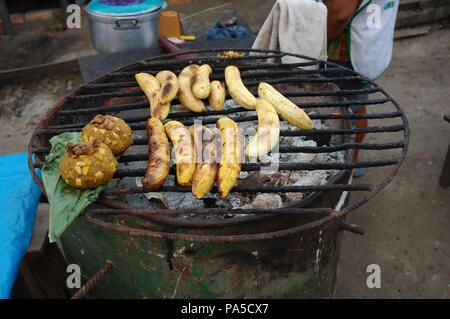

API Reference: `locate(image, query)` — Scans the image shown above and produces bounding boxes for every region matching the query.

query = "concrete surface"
[0,0,449,299]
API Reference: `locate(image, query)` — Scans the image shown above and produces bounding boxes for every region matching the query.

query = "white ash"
[239,171,249,179]
[243,194,283,209]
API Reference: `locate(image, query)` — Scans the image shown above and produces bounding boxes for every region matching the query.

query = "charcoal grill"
[28,49,409,298]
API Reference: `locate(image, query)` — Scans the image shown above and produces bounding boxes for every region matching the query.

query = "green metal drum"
[60,206,345,299]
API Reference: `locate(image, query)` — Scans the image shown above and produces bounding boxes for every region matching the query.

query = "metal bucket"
[86,5,162,53]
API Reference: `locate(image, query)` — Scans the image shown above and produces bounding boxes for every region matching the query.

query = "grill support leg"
[0,0,14,35]
[340,221,364,235]
[439,143,450,188]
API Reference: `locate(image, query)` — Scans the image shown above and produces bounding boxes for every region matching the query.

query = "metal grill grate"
[28,49,409,241]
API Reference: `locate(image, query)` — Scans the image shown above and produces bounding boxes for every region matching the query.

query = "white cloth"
[349,0,399,79]
[251,0,328,64]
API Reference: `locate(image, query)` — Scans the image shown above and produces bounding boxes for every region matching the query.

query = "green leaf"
[42,132,117,243]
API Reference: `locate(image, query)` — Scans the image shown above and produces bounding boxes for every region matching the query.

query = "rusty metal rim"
[83,210,341,242]
[27,49,409,241]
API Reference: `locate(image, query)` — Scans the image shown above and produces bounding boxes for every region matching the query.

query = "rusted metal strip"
[90,206,332,217]
[71,260,115,299]
[83,211,338,242]
[340,222,364,235]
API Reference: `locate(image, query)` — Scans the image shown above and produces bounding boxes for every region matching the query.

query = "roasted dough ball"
[59,139,118,190]
[81,114,133,155]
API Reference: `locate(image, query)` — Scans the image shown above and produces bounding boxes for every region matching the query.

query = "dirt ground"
[335,26,450,299]
[0,1,449,299]
[0,73,82,155]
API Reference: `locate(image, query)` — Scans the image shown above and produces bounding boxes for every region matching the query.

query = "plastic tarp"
[207,21,256,40]
[0,153,41,299]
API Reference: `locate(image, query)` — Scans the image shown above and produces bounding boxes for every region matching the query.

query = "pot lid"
[86,0,164,16]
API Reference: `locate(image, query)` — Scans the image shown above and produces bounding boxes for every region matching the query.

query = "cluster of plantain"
[135,64,313,199]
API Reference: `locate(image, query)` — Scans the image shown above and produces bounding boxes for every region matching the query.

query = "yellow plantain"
[225,65,256,110]
[245,99,280,158]
[135,73,171,120]
[156,70,179,104]
[216,117,244,198]
[208,81,226,111]
[258,82,314,130]
[189,125,218,199]
[177,65,205,113]
[143,118,170,191]
[192,64,212,99]
[164,121,196,186]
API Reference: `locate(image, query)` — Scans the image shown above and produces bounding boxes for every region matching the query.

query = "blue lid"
[87,0,163,16]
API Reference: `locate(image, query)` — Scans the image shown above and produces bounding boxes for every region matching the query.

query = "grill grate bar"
[57,96,388,117]
[113,160,397,179]
[123,59,319,72]
[82,69,331,89]
[82,68,366,89]
[68,89,143,100]
[34,124,405,137]
[68,76,367,100]
[115,141,404,162]
[59,100,148,116]
[103,183,374,196]
[139,52,290,66]
[60,86,378,115]
[32,140,404,157]
[297,98,391,108]
[107,61,324,78]
[280,141,405,152]
[46,111,402,130]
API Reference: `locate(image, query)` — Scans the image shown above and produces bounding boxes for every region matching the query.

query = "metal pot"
[86,1,164,53]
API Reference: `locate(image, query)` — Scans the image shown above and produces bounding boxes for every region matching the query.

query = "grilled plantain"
[189,125,218,198]
[245,99,280,158]
[178,65,205,113]
[225,65,256,110]
[258,82,313,130]
[155,70,179,104]
[192,64,212,99]
[135,73,171,120]
[216,117,244,198]
[164,121,196,186]
[143,118,171,191]
[208,81,226,111]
